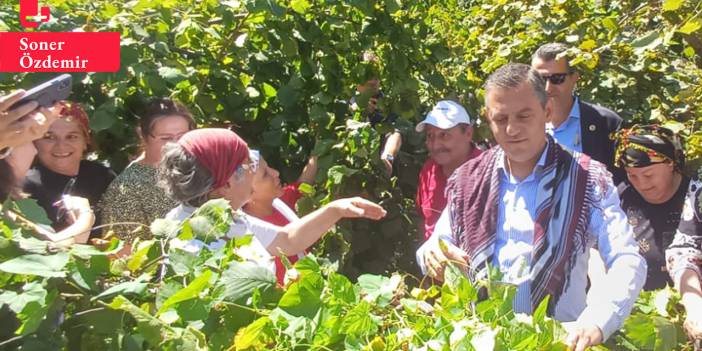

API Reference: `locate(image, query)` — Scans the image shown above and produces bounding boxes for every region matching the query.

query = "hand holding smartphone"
[8,74,72,111]
[0,75,72,150]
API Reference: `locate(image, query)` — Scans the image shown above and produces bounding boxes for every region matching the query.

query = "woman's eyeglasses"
[541,72,573,85]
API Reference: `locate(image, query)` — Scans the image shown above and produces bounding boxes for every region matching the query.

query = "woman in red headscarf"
[23,101,116,232]
[159,129,386,275]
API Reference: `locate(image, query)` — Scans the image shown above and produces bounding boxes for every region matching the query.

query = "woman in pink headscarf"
[158,128,386,273]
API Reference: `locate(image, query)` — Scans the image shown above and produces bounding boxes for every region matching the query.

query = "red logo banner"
[0,32,121,72]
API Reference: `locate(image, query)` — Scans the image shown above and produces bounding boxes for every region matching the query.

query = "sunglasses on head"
[235,149,260,178]
[541,72,573,85]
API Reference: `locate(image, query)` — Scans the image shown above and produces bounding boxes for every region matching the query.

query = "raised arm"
[381,131,402,175]
[296,155,318,185]
[265,197,385,255]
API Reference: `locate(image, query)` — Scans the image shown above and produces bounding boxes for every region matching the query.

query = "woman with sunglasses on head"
[23,102,115,233]
[99,98,195,241]
[242,153,317,283]
[611,125,689,290]
[158,129,386,273]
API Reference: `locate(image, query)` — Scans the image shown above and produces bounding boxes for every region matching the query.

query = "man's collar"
[496,138,550,178]
[568,96,581,120]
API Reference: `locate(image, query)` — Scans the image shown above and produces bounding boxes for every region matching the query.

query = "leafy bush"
[1,0,700,275]
[1,199,696,350]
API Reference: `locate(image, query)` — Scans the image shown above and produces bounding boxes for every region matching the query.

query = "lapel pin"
[588,124,596,132]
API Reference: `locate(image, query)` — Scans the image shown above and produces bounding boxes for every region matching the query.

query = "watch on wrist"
[382,154,394,163]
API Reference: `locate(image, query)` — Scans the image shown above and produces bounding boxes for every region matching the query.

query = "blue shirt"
[417,142,646,340]
[546,97,582,153]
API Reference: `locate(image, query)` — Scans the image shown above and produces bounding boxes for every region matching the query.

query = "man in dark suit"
[532,43,624,184]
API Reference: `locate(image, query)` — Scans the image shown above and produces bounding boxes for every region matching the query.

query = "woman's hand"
[48,195,95,244]
[683,296,702,341]
[330,197,387,220]
[0,90,61,150]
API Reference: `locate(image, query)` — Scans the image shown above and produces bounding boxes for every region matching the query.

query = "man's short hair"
[484,63,548,108]
[532,42,575,73]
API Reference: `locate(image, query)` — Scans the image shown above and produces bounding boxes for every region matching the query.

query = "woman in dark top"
[613,124,689,290]
[23,102,115,231]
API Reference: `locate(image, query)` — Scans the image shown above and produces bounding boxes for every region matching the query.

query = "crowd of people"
[0,43,701,349]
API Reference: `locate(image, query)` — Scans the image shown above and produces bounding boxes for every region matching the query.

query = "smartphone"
[8,74,72,111]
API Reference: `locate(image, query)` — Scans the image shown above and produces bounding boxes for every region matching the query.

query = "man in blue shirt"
[416,63,646,351]
[531,43,625,184]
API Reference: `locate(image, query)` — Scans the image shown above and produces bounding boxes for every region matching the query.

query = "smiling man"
[415,100,481,239]
[416,63,646,351]
[531,43,624,184]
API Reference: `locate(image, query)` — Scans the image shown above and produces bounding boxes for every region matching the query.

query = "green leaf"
[652,316,679,350]
[189,199,233,243]
[0,281,46,314]
[357,274,401,307]
[278,271,324,317]
[90,101,117,132]
[127,240,156,272]
[384,0,401,13]
[150,218,180,238]
[623,314,656,349]
[0,252,69,277]
[250,0,285,17]
[290,0,311,14]
[108,295,175,346]
[70,258,99,291]
[70,242,123,259]
[532,295,550,324]
[11,198,51,225]
[339,301,378,337]
[234,317,273,349]
[262,82,277,98]
[277,77,304,108]
[0,282,55,335]
[213,261,277,303]
[443,262,466,291]
[157,66,186,84]
[93,275,149,300]
[631,31,661,50]
[662,0,684,12]
[158,270,212,315]
[328,165,358,184]
[298,183,315,195]
[678,19,701,34]
[328,272,356,304]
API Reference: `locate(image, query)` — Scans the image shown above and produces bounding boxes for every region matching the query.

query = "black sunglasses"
[541,72,573,85]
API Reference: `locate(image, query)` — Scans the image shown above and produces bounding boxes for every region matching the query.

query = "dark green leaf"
[0,252,69,277]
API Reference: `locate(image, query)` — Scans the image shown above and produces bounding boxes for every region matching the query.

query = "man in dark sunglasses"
[532,43,624,184]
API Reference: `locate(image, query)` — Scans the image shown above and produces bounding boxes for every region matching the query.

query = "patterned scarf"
[447,136,610,313]
[614,124,684,171]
